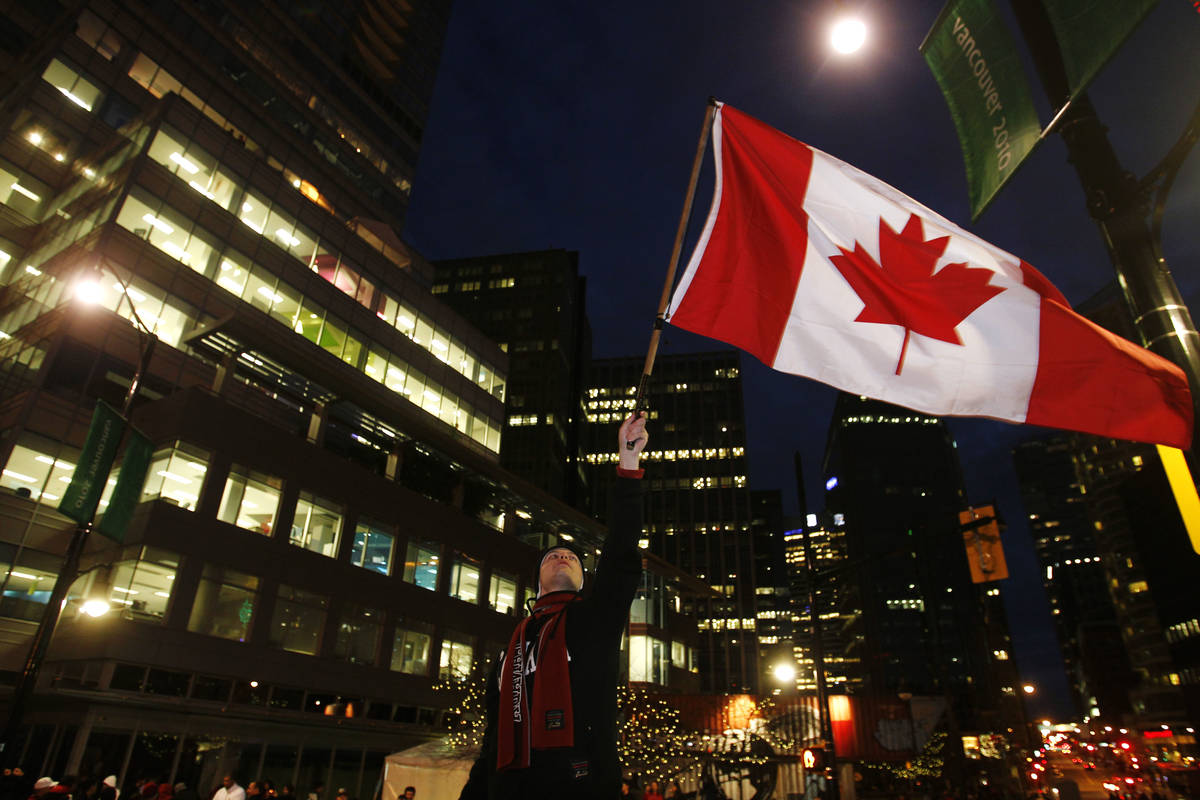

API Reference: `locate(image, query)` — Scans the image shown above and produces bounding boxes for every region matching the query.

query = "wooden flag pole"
[628,98,718,438]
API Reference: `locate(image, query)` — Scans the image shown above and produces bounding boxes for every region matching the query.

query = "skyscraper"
[1013,437,1133,721]
[431,249,592,508]
[822,394,994,730]
[582,351,760,693]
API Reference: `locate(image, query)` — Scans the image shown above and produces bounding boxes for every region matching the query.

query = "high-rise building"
[430,249,591,509]
[822,394,995,731]
[782,512,860,696]
[1013,437,1133,721]
[582,351,760,693]
[0,0,635,789]
[751,489,793,692]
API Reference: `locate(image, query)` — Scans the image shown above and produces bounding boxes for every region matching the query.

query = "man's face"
[222,777,233,790]
[538,548,582,595]
[403,793,414,800]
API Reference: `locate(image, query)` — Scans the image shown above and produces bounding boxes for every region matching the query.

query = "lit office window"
[629,634,669,685]
[291,492,343,557]
[0,561,57,622]
[449,556,480,604]
[187,565,258,642]
[672,640,685,667]
[402,541,440,591]
[41,58,102,111]
[487,571,518,615]
[0,434,79,502]
[334,604,382,665]
[108,547,179,622]
[439,634,474,682]
[350,519,394,575]
[390,626,432,675]
[218,466,282,535]
[141,442,209,510]
[269,584,329,655]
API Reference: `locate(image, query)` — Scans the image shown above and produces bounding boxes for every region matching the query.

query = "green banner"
[921,0,1043,219]
[58,401,125,525]
[97,427,153,543]
[1041,0,1157,103]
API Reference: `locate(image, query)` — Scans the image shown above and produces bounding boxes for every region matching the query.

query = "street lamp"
[773,662,797,685]
[1022,683,1037,695]
[829,14,867,55]
[0,266,157,761]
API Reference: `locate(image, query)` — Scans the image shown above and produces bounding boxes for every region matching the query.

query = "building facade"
[431,249,591,510]
[821,394,998,733]
[0,0,644,793]
[582,351,760,694]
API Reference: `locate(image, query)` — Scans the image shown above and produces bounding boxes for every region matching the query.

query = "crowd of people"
[619,777,694,799]
[0,772,407,800]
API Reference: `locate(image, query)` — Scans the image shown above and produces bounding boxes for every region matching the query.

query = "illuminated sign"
[802,748,825,770]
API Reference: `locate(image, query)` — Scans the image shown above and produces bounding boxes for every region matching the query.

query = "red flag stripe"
[1028,300,1193,448]
[668,105,814,367]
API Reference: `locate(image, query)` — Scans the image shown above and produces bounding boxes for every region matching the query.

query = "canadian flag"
[667,103,1193,448]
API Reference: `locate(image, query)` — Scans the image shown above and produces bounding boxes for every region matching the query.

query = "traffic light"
[802,748,827,770]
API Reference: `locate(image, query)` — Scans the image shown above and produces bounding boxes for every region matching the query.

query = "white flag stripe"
[771,149,1041,422]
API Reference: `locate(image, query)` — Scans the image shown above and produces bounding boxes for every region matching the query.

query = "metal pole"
[0,330,156,761]
[1009,0,1200,454]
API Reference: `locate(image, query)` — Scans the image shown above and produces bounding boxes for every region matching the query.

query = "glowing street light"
[773,662,797,684]
[73,275,105,305]
[830,15,867,55]
[1022,683,1036,695]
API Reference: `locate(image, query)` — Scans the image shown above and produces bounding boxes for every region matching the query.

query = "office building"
[582,351,759,694]
[430,249,591,509]
[822,394,995,731]
[0,0,646,791]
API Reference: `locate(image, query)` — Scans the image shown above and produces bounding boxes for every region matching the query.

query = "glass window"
[295,297,323,343]
[290,492,342,557]
[384,358,408,395]
[239,190,269,235]
[449,555,480,604]
[0,561,58,621]
[268,584,328,655]
[672,640,685,667]
[141,441,209,510]
[108,547,179,622]
[1,434,80,503]
[216,252,251,297]
[402,541,439,591]
[488,571,518,615]
[187,565,258,642]
[390,625,431,675]
[439,633,474,682]
[333,604,382,665]
[217,465,282,536]
[244,266,277,313]
[350,519,394,575]
[267,280,302,330]
[364,348,387,383]
[317,314,346,358]
[628,634,669,685]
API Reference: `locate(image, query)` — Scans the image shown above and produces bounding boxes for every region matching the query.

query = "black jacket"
[460,476,644,799]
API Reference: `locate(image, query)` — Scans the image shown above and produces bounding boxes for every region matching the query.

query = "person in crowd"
[171,783,197,800]
[645,780,664,800]
[98,776,118,800]
[29,778,57,800]
[275,787,293,800]
[213,776,244,800]
[400,790,414,800]
[459,414,647,799]
[304,784,322,800]
[664,781,685,798]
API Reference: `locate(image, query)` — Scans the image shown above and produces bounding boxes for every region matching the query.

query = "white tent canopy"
[383,741,476,800]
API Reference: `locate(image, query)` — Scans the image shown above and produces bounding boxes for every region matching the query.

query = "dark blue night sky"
[403,1,1200,721]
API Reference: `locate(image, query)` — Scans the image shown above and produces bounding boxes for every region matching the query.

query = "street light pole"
[1008,0,1200,451]
[0,273,157,762]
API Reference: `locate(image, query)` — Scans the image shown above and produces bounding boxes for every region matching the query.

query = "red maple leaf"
[829,214,1006,375]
